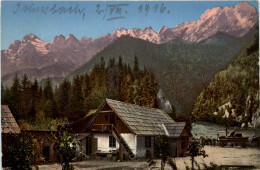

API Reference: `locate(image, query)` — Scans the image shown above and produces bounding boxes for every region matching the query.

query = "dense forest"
[192,32,259,127]
[1,56,158,129]
[69,28,256,114]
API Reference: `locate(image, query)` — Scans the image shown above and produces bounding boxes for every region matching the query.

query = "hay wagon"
[219,136,249,147]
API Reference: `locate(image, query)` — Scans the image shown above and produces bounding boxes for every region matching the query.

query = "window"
[105,115,108,121]
[109,136,116,147]
[145,136,151,148]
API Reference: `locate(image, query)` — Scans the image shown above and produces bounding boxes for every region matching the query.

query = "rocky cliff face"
[252,109,260,127]
[157,89,173,114]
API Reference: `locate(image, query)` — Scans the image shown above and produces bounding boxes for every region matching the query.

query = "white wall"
[93,134,119,152]
[121,133,137,155]
[92,133,155,158]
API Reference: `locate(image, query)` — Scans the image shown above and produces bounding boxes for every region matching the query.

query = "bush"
[2,132,39,169]
[54,125,76,170]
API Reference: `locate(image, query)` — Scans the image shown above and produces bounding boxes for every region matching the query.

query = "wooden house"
[72,99,191,159]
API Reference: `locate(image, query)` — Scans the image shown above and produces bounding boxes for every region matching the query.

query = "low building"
[1,105,56,163]
[24,130,57,163]
[72,99,191,159]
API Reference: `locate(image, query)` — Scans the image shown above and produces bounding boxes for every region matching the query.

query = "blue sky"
[1,1,259,50]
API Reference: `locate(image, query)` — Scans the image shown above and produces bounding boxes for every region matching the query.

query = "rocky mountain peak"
[201,6,222,20]
[22,34,41,43]
[144,26,154,31]
[66,34,79,42]
[52,35,66,45]
[159,26,169,34]
[80,36,93,43]
[8,40,21,50]
[236,1,255,11]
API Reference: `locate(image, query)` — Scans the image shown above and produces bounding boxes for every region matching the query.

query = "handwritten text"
[13,2,86,21]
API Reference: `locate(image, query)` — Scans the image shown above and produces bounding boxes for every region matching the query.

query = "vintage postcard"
[1,1,259,169]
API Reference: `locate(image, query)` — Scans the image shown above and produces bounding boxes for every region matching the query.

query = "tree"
[2,132,39,169]
[43,78,54,101]
[54,125,76,170]
[133,55,140,77]
[188,139,207,170]
[8,74,21,119]
[70,75,85,119]
[83,73,91,99]
[132,79,141,105]
[42,78,57,118]
[30,79,41,119]
[56,79,71,118]
[246,26,259,55]
[121,73,133,103]
[153,135,177,170]
[20,74,32,119]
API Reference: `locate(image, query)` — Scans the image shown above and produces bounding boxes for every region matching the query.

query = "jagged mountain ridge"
[1,2,258,85]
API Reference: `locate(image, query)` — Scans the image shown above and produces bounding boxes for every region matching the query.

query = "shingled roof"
[85,98,187,136]
[1,105,20,133]
[163,122,186,138]
[106,99,175,135]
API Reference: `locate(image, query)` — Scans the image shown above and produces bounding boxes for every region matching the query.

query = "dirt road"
[37,146,260,170]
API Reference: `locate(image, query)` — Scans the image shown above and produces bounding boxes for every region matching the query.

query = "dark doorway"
[169,141,177,157]
[42,146,50,162]
[86,136,98,155]
[86,136,92,155]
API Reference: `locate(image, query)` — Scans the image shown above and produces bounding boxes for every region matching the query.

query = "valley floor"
[37,146,260,170]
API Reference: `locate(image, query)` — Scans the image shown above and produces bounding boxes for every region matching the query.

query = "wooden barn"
[72,99,191,159]
[24,130,57,163]
[1,105,21,134]
[1,105,57,163]
[2,105,21,167]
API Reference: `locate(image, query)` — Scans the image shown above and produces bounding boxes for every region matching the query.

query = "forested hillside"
[192,30,259,126]
[69,27,257,114]
[1,57,158,128]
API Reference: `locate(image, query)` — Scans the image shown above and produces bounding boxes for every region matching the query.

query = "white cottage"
[72,99,190,159]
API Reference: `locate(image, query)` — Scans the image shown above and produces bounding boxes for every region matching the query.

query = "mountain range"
[1,2,258,85]
[69,26,257,113]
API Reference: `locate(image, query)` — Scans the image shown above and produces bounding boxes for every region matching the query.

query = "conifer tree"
[42,78,57,118]
[20,74,32,119]
[133,55,140,77]
[121,73,133,103]
[83,73,91,99]
[56,79,71,118]
[30,79,40,119]
[8,74,21,119]
[70,75,85,119]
